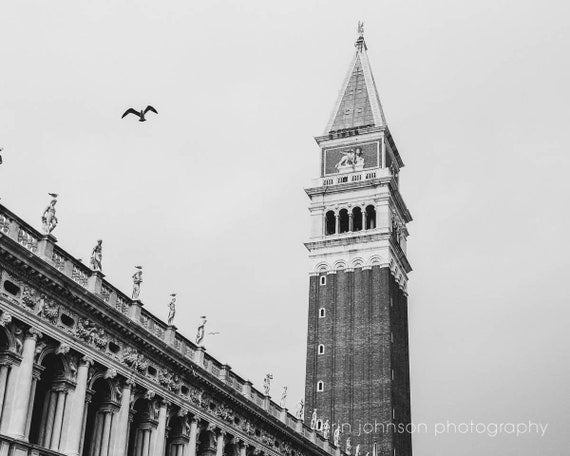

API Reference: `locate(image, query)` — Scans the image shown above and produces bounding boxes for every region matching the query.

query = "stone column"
[24,368,42,439]
[381,136,386,168]
[362,209,367,230]
[215,430,226,456]
[50,386,70,451]
[182,416,198,456]
[2,328,41,439]
[98,408,115,456]
[152,401,169,456]
[62,357,92,456]
[108,380,133,456]
[335,214,340,234]
[348,213,354,232]
[0,363,11,423]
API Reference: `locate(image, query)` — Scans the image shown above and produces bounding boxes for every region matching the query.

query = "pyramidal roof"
[324,30,387,134]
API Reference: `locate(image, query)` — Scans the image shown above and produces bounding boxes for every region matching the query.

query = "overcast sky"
[1,1,569,455]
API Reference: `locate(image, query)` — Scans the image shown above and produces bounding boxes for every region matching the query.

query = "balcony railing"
[312,167,391,188]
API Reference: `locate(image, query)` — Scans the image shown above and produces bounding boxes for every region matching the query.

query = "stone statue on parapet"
[263,373,273,396]
[41,193,58,234]
[323,419,330,439]
[357,21,365,37]
[90,240,103,271]
[196,316,207,345]
[132,266,143,299]
[310,408,318,430]
[333,425,341,446]
[355,444,360,456]
[295,399,304,420]
[346,437,352,455]
[167,293,176,325]
[280,386,288,408]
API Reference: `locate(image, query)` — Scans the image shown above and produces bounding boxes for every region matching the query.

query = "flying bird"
[0,148,3,165]
[48,193,58,198]
[208,332,220,336]
[121,105,158,122]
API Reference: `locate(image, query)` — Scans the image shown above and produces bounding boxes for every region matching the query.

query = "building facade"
[303,31,413,456]
[0,204,342,456]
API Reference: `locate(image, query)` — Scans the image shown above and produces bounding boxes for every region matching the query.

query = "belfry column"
[1,328,42,439]
[62,357,93,456]
[108,380,134,456]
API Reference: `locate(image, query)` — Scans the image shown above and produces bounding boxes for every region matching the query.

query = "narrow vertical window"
[317,381,324,392]
[318,344,325,355]
[319,308,326,318]
[320,275,326,286]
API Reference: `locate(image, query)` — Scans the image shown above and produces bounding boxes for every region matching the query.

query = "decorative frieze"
[0,214,10,234]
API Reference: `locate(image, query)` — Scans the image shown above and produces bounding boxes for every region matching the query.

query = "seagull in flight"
[0,148,3,165]
[121,105,158,122]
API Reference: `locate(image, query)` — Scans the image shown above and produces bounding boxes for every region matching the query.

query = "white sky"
[1,1,569,455]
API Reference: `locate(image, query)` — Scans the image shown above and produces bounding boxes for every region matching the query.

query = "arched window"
[318,344,325,355]
[366,205,376,230]
[352,207,363,231]
[316,420,323,431]
[325,211,336,235]
[317,381,324,392]
[319,308,326,318]
[339,209,349,233]
[320,275,326,286]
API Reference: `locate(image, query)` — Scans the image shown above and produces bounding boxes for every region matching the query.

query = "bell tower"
[303,26,413,456]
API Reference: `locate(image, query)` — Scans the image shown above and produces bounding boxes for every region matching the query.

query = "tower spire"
[324,23,386,134]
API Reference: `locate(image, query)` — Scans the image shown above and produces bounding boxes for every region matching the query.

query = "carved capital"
[104,368,118,379]
[80,356,94,367]
[144,390,155,400]
[27,328,43,340]
[0,312,12,327]
[56,343,71,355]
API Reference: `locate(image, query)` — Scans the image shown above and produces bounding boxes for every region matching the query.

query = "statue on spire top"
[357,21,364,37]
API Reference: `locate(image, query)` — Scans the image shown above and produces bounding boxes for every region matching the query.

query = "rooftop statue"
[323,419,330,439]
[167,293,176,325]
[310,408,318,430]
[132,266,143,299]
[90,240,103,272]
[263,373,273,396]
[196,315,207,345]
[333,426,341,446]
[41,193,58,234]
[295,399,304,419]
[280,386,288,408]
